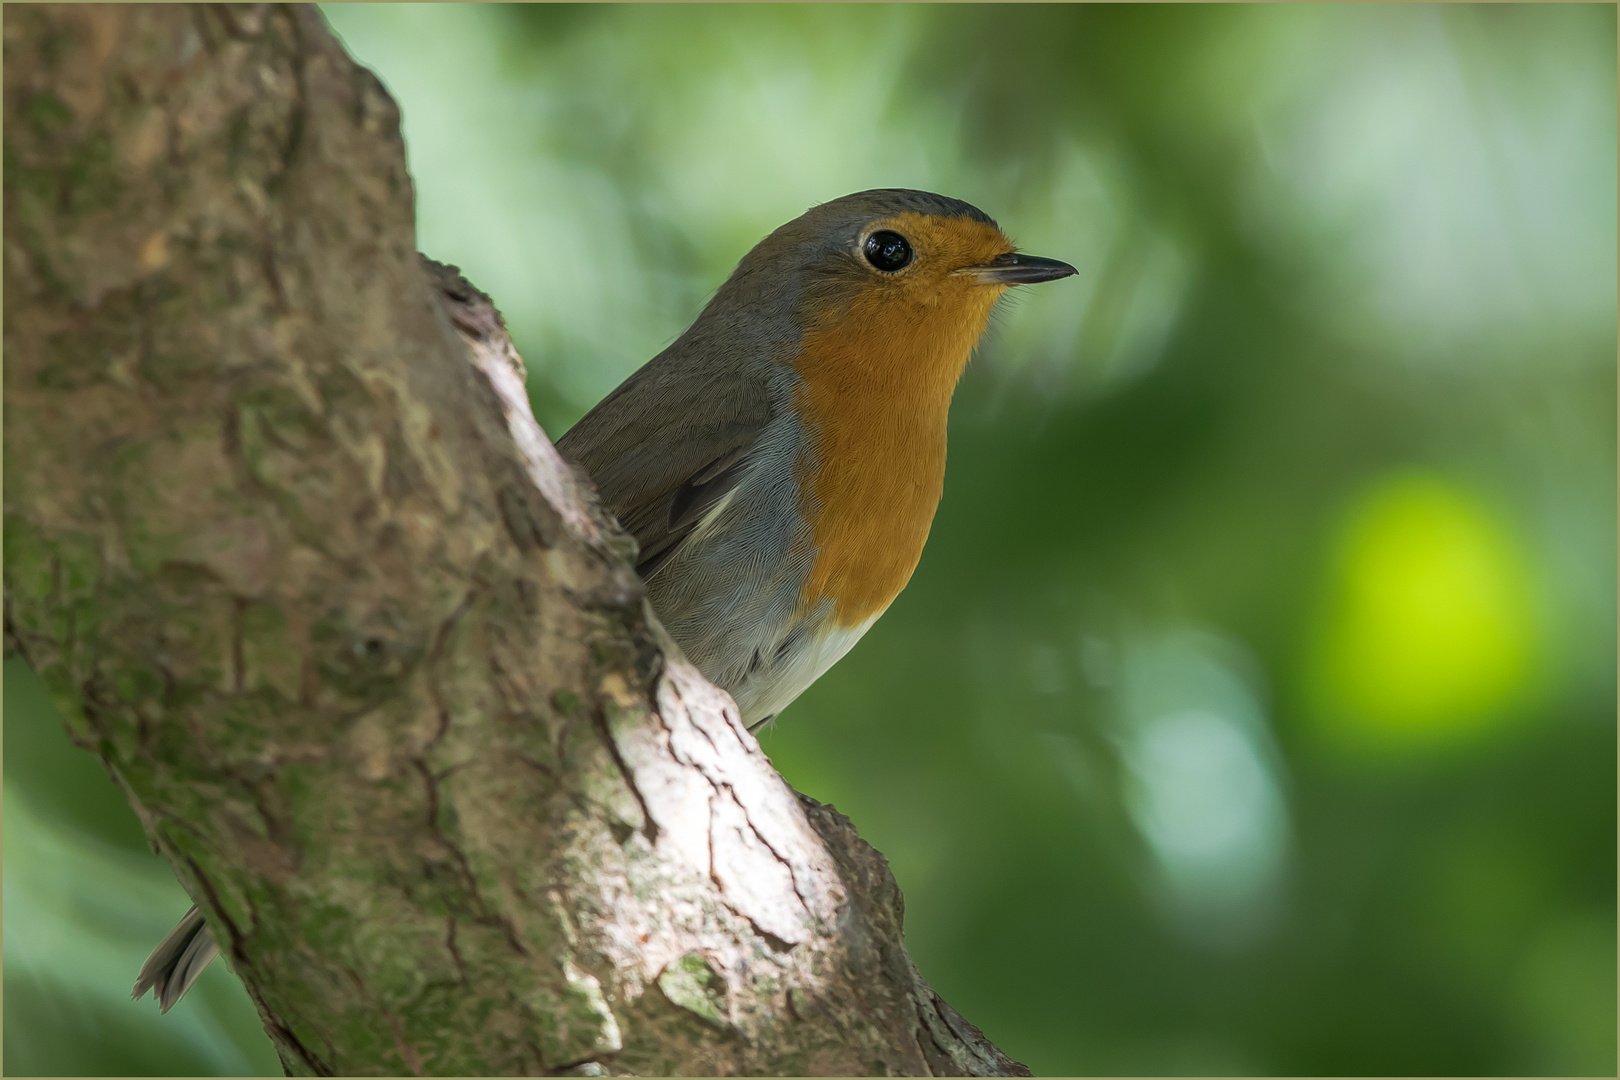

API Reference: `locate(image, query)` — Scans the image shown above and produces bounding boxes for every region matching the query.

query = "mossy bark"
[2,5,1029,1076]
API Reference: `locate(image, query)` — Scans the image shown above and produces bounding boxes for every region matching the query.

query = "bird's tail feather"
[132,904,219,1013]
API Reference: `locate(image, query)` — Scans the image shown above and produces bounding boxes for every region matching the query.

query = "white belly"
[726,611,880,728]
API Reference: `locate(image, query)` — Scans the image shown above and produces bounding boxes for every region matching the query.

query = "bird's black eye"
[863,230,913,272]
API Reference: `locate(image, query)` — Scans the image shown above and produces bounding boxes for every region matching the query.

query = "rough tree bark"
[2,6,1030,1076]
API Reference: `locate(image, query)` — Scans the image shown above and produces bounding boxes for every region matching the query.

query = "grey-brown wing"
[556,358,772,581]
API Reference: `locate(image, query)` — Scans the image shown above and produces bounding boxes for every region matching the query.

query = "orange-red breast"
[558,188,1075,728]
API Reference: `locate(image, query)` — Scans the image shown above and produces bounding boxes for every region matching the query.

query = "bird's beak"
[958,252,1078,285]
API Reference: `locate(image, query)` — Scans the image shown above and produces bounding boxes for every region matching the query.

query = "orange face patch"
[792,212,1015,627]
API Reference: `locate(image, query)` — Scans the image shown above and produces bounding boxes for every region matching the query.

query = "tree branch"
[2,5,1028,1075]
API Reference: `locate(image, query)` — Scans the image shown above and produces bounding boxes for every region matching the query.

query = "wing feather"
[556,355,773,581]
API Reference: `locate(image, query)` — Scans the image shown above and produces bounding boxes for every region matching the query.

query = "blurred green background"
[5,4,1614,1075]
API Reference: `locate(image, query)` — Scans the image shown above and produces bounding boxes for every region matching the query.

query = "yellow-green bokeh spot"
[1307,472,1543,757]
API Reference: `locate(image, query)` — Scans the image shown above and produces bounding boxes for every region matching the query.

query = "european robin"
[558,188,1076,729]
[134,188,1074,1011]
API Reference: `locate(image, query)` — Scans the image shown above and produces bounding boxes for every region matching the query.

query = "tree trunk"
[2,5,1028,1076]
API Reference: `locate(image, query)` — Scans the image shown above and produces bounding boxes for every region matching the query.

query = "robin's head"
[705,190,1074,403]
[724,189,1075,331]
